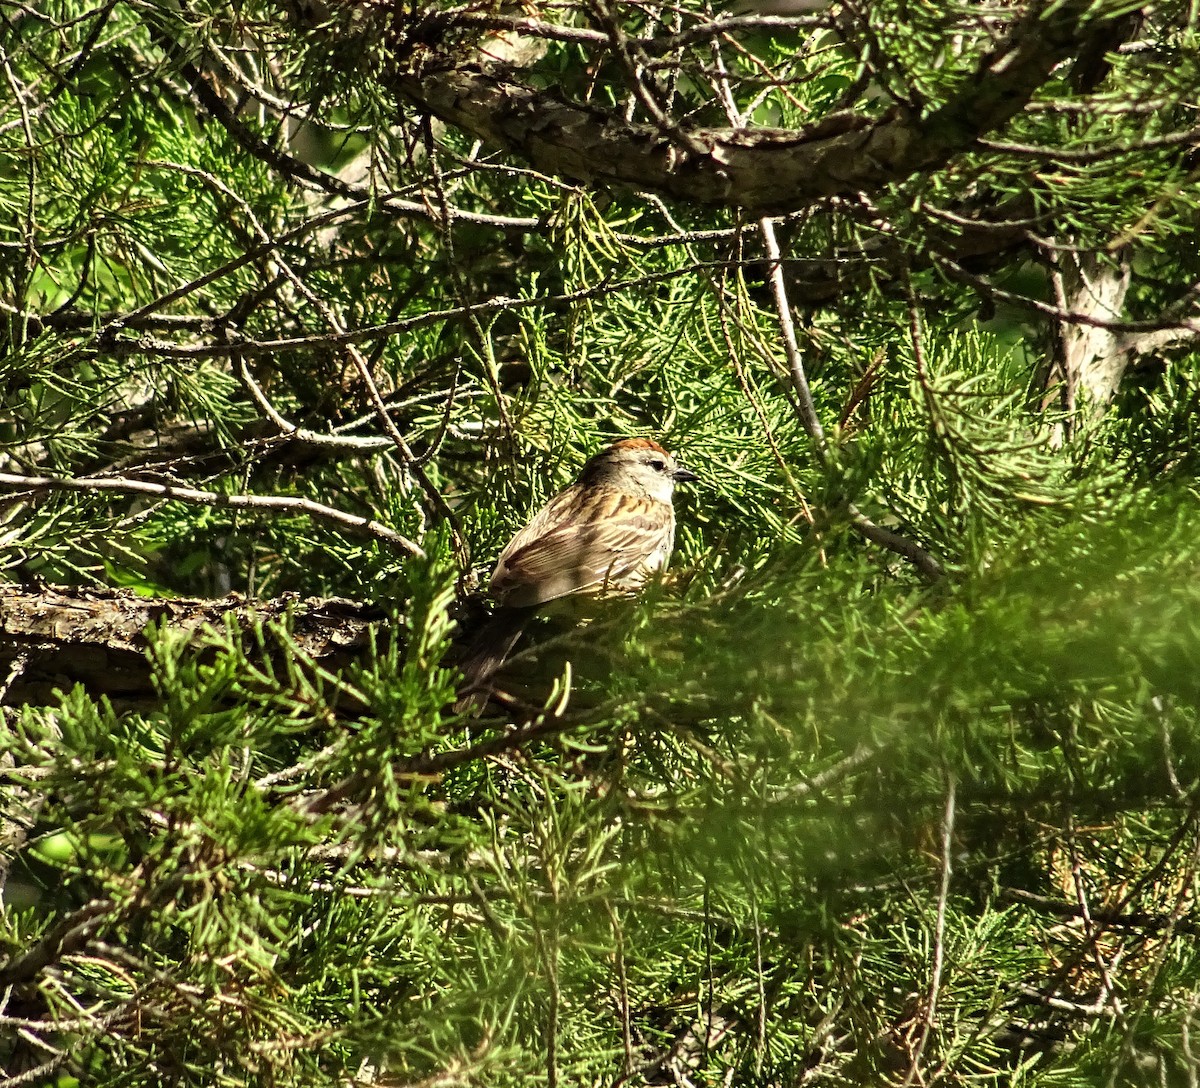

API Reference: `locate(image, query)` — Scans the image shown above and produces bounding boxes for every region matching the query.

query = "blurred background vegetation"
[2,0,1200,1084]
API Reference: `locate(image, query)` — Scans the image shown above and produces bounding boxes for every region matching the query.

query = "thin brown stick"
[606,902,636,1079]
[0,898,114,988]
[0,472,424,557]
[899,772,956,1088]
[760,217,945,580]
[86,259,770,360]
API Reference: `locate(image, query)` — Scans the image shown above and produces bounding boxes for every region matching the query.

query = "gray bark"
[391,0,1122,214]
[1057,251,1133,412]
[0,586,378,706]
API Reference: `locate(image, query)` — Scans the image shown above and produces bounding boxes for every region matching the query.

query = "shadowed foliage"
[2,1,1200,1085]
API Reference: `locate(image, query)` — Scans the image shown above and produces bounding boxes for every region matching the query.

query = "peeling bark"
[1051,250,1133,414]
[0,585,380,706]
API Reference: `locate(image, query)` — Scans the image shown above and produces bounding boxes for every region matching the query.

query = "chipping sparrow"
[456,438,696,706]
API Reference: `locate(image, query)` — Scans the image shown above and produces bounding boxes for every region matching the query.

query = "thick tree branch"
[1051,250,1133,415]
[392,0,1119,214]
[0,585,378,705]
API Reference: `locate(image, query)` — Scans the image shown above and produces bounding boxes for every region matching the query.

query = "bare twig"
[978,124,1200,163]
[1064,812,1127,1021]
[0,472,424,557]
[0,898,113,988]
[0,652,47,898]
[236,359,395,452]
[0,1052,72,1088]
[149,160,465,564]
[0,38,39,338]
[931,247,1200,341]
[703,41,944,580]
[899,771,956,1088]
[297,707,592,819]
[998,886,1200,935]
[89,259,765,360]
[588,0,708,158]
[418,8,828,53]
[769,742,879,802]
[1109,826,1200,1088]
[760,217,945,580]
[606,902,636,1079]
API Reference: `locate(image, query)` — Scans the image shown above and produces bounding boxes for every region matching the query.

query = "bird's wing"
[490,486,674,608]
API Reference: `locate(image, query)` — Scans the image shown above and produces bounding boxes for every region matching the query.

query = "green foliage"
[7,499,1200,1086]
[3,1,1200,1086]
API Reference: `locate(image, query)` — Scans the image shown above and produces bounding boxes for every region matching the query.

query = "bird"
[455,438,696,709]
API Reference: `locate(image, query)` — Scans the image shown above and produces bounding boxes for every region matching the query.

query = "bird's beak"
[673,465,698,483]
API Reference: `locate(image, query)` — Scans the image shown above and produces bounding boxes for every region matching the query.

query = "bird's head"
[579,438,696,503]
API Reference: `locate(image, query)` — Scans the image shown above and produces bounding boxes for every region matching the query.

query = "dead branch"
[0,584,378,705]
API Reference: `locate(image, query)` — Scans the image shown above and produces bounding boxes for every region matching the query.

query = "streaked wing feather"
[491,488,673,607]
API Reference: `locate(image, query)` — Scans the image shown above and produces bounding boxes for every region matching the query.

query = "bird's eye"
[649,458,666,472]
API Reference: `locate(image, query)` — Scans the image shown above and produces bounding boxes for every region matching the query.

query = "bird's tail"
[453,607,530,713]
